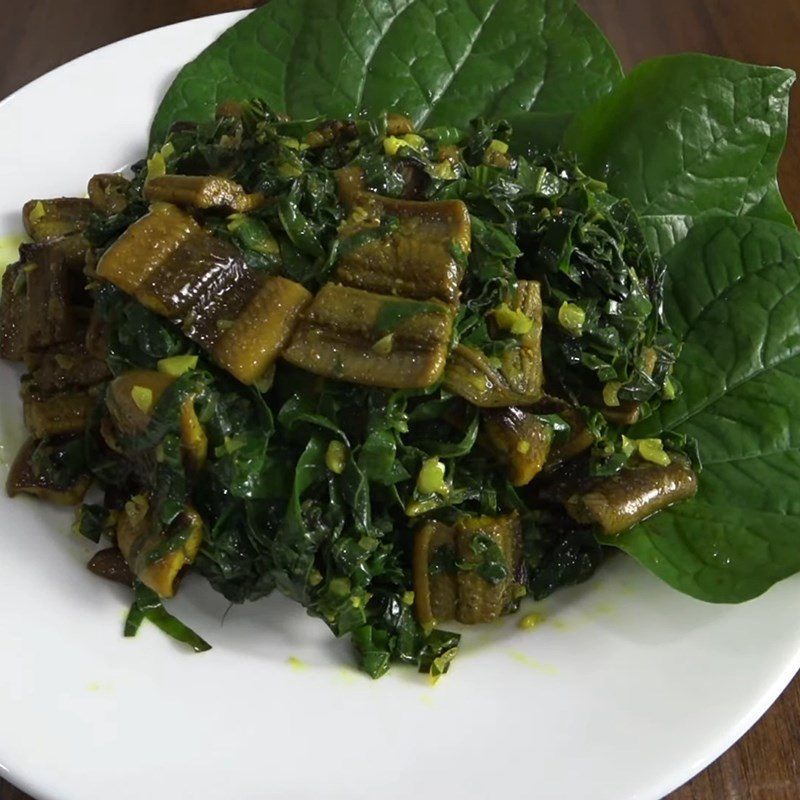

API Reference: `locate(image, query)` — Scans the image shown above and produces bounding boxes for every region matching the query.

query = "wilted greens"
[0,99,697,676]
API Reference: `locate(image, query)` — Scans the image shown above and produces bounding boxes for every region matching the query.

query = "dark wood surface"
[1,1,799,798]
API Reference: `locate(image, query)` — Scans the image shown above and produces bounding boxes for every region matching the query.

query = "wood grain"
[1,1,799,798]
[582,0,800,219]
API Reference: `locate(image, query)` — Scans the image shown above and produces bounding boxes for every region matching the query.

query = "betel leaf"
[562,55,796,256]
[506,110,573,155]
[151,0,622,144]
[608,215,800,602]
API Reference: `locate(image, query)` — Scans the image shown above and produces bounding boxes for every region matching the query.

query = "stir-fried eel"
[22,382,96,438]
[106,370,175,434]
[445,281,544,406]
[413,520,459,627]
[337,194,471,304]
[87,173,131,215]
[98,203,309,384]
[22,198,93,270]
[413,513,524,625]
[26,338,110,394]
[445,344,542,407]
[562,455,698,535]
[213,276,312,384]
[22,197,94,241]
[106,370,207,472]
[87,547,135,587]
[454,513,524,624]
[546,408,596,467]
[97,203,200,296]
[0,262,28,360]
[23,242,83,352]
[482,407,553,486]
[116,499,204,598]
[181,257,262,350]
[144,175,266,212]
[136,228,249,320]
[7,437,91,505]
[283,284,454,388]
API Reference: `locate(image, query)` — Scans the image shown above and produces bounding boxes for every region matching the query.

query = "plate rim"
[1,10,799,800]
[0,9,247,116]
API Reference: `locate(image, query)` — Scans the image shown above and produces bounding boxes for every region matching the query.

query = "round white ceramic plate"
[1,12,800,800]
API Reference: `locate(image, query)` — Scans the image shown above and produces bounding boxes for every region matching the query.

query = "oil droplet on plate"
[508,651,558,676]
[336,667,357,685]
[590,601,614,617]
[86,681,114,693]
[287,656,307,672]
[519,611,546,630]
[420,692,435,708]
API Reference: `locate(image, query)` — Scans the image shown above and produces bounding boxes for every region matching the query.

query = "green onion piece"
[223,436,246,455]
[145,146,171,180]
[371,333,394,356]
[558,302,586,337]
[157,355,198,377]
[308,570,323,587]
[326,440,347,474]
[329,577,352,596]
[493,302,533,335]
[29,201,46,222]
[432,160,457,180]
[125,583,211,652]
[638,438,671,467]
[429,646,458,680]
[143,603,212,652]
[603,381,622,408]
[402,133,426,150]
[131,385,153,414]
[277,162,304,179]
[383,136,405,156]
[73,504,110,544]
[124,602,146,637]
[417,457,447,496]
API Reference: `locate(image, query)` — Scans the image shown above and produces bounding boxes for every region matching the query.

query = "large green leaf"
[506,110,573,154]
[563,55,796,256]
[611,215,800,601]
[151,0,622,144]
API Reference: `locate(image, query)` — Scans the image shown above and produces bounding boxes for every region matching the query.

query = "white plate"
[1,13,799,800]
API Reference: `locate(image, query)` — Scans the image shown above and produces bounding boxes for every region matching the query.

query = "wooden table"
[1,2,799,798]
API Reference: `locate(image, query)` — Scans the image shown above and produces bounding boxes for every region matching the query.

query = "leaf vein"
[417,0,502,125]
